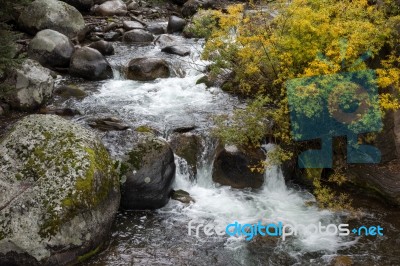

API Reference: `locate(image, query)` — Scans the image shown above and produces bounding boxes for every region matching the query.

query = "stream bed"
[47,35,400,266]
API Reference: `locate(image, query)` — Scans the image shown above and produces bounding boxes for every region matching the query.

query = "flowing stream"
[49,34,400,265]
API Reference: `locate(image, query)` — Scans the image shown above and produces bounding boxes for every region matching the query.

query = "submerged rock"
[212,145,266,189]
[126,57,170,81]
[88,117,130,131]
[28,29,75,69]
[18,0,85,38]
[0,115,120,265]
[54,85,87,99]
[69,47,113,81]
[2,59,54,111]
[120,134,176,210]
[171,189,195,204]
[161,45,191,56]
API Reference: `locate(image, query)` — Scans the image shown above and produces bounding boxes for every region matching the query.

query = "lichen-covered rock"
[28,29,75,68]
[212,145,266,189]
[0,115,120,265]
[1,59,54,111]
[18,0,85,38]
[120,134,176,210]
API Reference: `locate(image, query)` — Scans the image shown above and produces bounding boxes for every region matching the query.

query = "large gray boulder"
[18,0,85,38]
[120,134,176,210]
[123,29,154,43]
[126,58,170,81]
[1,59,54,111]
[212,145,266,189]
[0,115,120,265]
[28,29,75,68]
[60,0,94,11]
[69,47,113,81]
[94,0,127,16]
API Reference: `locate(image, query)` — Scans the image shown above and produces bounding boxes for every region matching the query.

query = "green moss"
[135,125,154,133]
[77,244,102,263]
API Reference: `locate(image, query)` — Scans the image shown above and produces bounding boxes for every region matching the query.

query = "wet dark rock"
[104,31,121,41]
[171,189,195,204]
[39,107,81,116]
[103,22,119,33]
[146,23,166,35]
[88,117,130,131]
[173,125,197,133]
[182,0,215,18]
[60,0,94,11]
[18,0,85,38]
[170,132,203,179]
[69,47,113,81]
[167,15,187,33]
[123,20,145,30]
[172,0,189,5]
[88,40,115,55]
[123,29,154,43]
[28,29,75,68]
[346,164,400,206]
[161,45,190,56]
[0,115,120,265]
[54,85,87,99]
[1,59,54,111]
[120,134,176,210]
[0,106,4,116]
[94,0,127,16]
[212,145,266,189]
[126,57,170,81]
[196,68,234,88]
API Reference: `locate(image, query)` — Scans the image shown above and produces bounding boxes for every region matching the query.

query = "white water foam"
[165,143,355,253]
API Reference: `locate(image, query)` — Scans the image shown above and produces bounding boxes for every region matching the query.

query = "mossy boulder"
[169,132,203,180]
[120,134,176,210]
[0,115,120,265]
